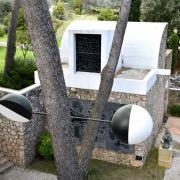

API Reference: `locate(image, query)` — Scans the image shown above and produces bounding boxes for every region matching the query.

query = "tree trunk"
[23,0,82,180]
[4,0,21,76]
[83,0,89,12]
[23,0,131,179]
[78,0,132,178]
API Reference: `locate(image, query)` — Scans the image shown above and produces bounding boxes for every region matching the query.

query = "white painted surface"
[128,105,153,144]
[67,69,157,95]
[59,21,168,94]
[0,84,40,95]
[0,42,7,47]
[34,67,157,95]
[0,105,29,122]
[60,21,167,70]
[155,69,171,76]
[60,29,69,63]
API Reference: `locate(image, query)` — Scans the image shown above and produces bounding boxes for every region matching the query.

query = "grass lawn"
[0,47,34,72]
[27,148,166,180]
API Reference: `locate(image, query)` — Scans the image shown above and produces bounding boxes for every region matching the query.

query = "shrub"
[168,104,180,117]
[72,0,83,13]
[16,30,31,60]
[129,0,141,21]
[52,17,63,33]
[3,12,11,32]
[37,132,54,160]
[0,0,11,23]
[0,58,36,90]
[53,1,65,20]
[0,26,5,37]
[97,8,118,21]
[73,8,81,15]
[167,31,179,73]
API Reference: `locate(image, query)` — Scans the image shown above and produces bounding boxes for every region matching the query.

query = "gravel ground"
[0,167,57,180]
[164,155,180,180]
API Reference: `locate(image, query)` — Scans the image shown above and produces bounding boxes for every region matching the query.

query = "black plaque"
[76,34,101,73]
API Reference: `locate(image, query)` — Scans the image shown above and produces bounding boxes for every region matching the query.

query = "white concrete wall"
[60,21,167,70]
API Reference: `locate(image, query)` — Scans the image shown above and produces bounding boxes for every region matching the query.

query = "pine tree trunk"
[4,0,21,76]
[78,0,132,178]
[23,0,82,180]
[23,0,132,179]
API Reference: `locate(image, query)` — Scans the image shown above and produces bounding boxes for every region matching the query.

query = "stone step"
[0,157,9,165]
[0,152,13,174]
[0,152,5,159]
[0,161,13,174]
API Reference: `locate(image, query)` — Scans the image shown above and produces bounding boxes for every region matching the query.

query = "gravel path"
[0,167,57,180]
[164,155,180,180]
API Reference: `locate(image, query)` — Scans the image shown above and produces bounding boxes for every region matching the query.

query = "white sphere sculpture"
[112,104,153,145]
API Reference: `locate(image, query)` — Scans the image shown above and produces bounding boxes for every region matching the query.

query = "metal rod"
[71,116,111,123]
[33,112,46,115]
[33,112,111,123]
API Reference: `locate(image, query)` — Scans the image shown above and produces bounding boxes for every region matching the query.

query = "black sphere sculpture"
[0,94,32,122]
[112,104,153,145]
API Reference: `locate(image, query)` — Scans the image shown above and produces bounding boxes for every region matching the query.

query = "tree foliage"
[4,0,21,76]
[0,25,5,37]
[167,31,179,73]
[97,8,118,21]
[0,0,11,23]
[72,0,83,14]
[53,1,65,20]
[141,0,180,35]
[141,0,180,73]
[16,9,31,60]
[129,0,141,21]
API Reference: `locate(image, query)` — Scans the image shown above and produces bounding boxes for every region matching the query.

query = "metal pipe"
[33,112,111,123]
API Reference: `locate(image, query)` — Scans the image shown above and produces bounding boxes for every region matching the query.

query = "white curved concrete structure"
[59,21,169,95]
[60,21,167,69]
[60,29,69,63]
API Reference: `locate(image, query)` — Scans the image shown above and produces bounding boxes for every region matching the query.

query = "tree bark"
[78,0,132,178]
[4,0,21,76]
[23,1,82,180]
[23,0,131,179]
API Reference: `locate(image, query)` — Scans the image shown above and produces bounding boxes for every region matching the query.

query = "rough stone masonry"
[0,50,172,167]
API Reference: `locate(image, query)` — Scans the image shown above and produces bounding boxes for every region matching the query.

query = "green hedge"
[97,8,118,21]
[167,32,179,73]
[0,58,36,90]
[168,104,180,117]
[53,1,65,20]
[37,132,54,160]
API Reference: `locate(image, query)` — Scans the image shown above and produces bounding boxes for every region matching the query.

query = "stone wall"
[0,74,168,167]
[67,74,167,166]
[158,26,168,69]
[0,87,45,166]
[0,71,169,167]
